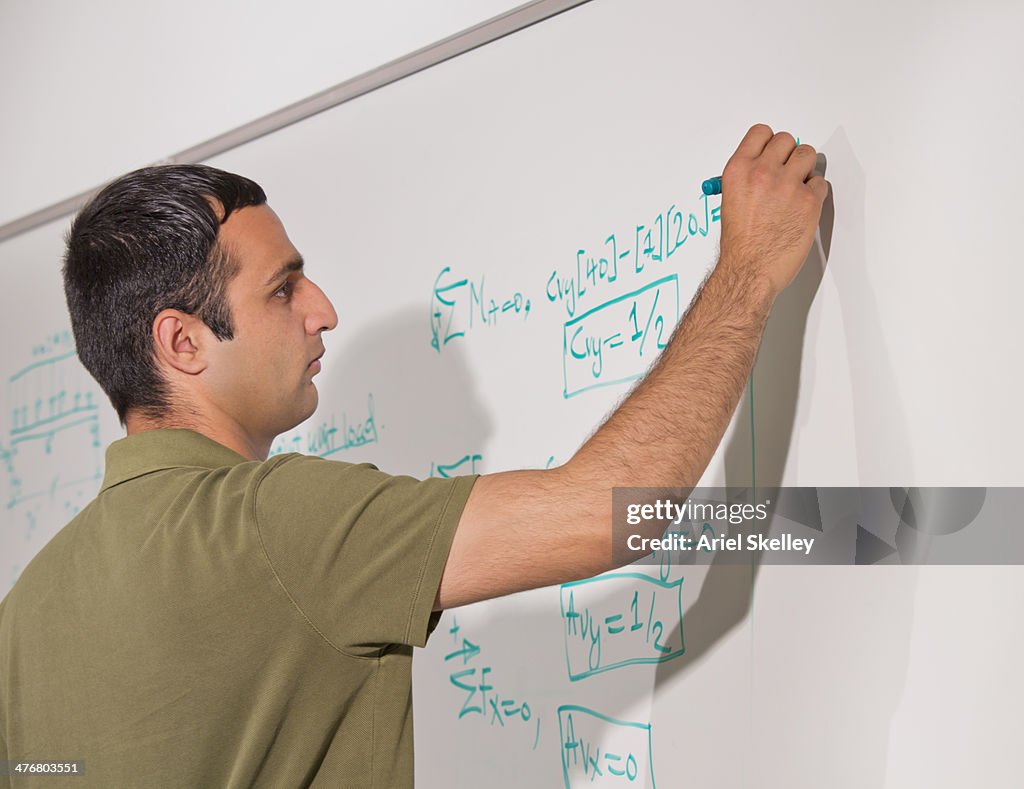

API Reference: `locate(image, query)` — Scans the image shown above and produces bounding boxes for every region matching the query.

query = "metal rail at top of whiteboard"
[0,0,592,243]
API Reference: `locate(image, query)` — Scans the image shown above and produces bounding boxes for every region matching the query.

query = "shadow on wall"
[648,128,918,787]
[647,151,836,690]
[314,307,495,481]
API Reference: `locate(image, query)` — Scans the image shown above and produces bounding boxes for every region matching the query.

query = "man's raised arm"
[436,124,831,610]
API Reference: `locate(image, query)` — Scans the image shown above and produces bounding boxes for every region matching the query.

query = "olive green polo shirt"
[0,429,477,788]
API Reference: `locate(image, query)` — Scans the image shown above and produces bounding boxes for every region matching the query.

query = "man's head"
[63,164,338,450]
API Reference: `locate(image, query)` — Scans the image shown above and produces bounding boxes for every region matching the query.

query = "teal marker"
[701,176,723,196]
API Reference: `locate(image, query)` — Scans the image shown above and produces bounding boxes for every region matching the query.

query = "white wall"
[0,0,526,227]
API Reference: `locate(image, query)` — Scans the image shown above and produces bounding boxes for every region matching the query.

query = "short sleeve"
[253,454,477,652]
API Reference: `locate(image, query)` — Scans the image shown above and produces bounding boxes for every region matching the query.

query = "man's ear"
[152,309,210,375]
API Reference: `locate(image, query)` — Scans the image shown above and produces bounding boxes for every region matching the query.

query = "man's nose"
[306,280,338,333]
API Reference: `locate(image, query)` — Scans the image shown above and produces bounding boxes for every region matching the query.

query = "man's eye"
[275,281,294,299]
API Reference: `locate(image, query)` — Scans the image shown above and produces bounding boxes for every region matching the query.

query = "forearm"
[440,259,776,607]
[566,255,774,489]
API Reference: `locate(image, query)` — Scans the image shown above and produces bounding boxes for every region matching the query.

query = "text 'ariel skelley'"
[622,498,814,556]
[625,530,815,556]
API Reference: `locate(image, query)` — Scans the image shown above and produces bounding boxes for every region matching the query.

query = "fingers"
[785,144,818,182]
[733,124,815,171]
[806,175,830,204]
[763,131,798,165]
[731,123,826,199]
[732,123,775,159]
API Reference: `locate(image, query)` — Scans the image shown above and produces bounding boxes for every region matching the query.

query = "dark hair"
[63,164,266,425]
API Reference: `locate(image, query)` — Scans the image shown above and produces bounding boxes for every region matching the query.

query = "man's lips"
[308,350,324,371]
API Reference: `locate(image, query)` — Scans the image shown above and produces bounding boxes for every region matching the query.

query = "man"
[0,124,828,787]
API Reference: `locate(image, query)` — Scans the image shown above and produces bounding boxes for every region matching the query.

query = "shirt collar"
[99,428,252,493]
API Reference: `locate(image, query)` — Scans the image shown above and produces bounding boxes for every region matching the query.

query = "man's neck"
[124,410,271,461]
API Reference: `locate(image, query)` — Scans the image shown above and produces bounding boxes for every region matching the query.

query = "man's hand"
[719,124,830,297]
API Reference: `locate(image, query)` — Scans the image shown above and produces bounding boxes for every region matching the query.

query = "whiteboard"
[3,0,1023,786]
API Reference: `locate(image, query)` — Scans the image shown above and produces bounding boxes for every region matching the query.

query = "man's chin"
[276,390,319,436]
[299,388,319,424]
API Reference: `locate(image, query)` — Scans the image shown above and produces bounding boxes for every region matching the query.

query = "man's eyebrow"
[263,256,304,287]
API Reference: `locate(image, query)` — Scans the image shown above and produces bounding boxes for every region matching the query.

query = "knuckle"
[722,159,749,182]
[774,131,796,148]
[751,122,774,135]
